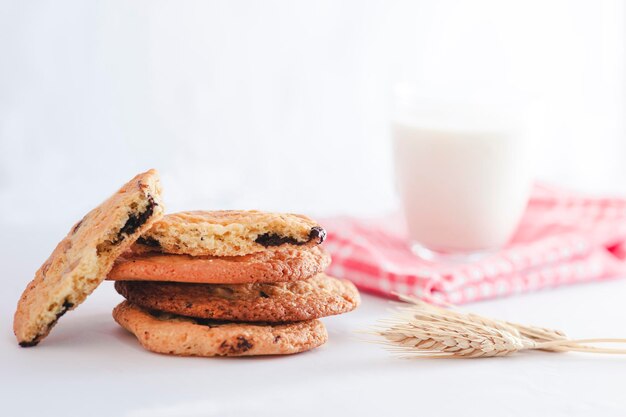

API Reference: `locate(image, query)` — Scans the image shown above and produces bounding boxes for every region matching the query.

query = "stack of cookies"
[108,211,360,356]
[13,169,360,357]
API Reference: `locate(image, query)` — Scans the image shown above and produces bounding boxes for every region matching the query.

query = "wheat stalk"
[372,296,626,358]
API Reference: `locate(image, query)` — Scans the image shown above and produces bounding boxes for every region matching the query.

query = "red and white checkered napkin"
[322,184,626,304]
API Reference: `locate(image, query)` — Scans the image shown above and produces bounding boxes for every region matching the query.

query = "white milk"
[392,118,532,253]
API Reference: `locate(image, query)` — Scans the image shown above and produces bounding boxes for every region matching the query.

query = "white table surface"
[2,225,626,417]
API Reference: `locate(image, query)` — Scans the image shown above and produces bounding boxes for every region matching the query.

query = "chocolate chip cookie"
[113,301,327,356]
[114,273,360,322]
[13,169,164,346]
[132,210,326,257]
[108,246,331,284]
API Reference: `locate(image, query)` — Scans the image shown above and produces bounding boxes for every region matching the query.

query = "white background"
[1,0,625,229]
[2,1,626,416]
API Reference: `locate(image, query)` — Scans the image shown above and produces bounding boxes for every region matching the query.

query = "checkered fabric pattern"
[323,184,626,304]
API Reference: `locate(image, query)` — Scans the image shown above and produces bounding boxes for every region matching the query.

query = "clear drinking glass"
[391,86,533,262]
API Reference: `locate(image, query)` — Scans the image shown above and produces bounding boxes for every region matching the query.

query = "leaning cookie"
[132,210,326,257]
[113,301,327,356]
[108,246,330,284]
[13,170,164,347]
[114,273,360,322]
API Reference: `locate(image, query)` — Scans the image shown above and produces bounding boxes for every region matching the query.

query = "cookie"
[108,246,330,284]
[13,170,164,346]
[114,273,360,322]
[113,301,327,356]
[133,210,326,257]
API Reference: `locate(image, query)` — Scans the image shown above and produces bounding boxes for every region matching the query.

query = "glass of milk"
[391,86,533,261]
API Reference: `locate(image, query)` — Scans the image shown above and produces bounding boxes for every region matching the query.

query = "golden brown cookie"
[13,170,164,347]
[107,246,330,284]
[114,273,360,322]
[113,301,327,356]
[133,210,326,257]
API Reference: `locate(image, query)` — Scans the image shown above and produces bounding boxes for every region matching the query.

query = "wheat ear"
[372,296,626,358]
